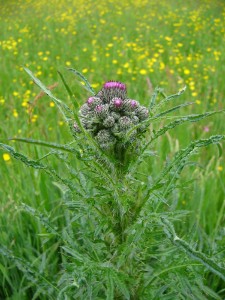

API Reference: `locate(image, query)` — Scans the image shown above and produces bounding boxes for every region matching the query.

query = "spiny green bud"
[111,123,120,134]
[136,106,149,120]
[110,112,120,121]
[79,103,90,116]
[119,116,133,130]
[110,97,123,111]
[103,116,115,128]
[94,104,109,119]
[73,122,81,133]
[96,129,115,144]
[87,96,102,109]
[131,115,139,124]
[123,99,139,111]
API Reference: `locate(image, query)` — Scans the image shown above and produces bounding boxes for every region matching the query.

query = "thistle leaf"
[9,137,79,155]
[67,68,95,95]
[24,67,73,122]
[161,217,225,282]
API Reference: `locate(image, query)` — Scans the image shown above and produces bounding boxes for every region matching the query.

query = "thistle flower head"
[123,99,139,112]
[119,116,132,130]
[87,96,102,109]
[96,129,115,147]
[136,106,149,121]
[103,116,115,128]
[78,79,149,151]
[110,97,123,111]
[102,81,127,101]
[73,122,81,133]
[103,81,126,91]
[95,104,109,118]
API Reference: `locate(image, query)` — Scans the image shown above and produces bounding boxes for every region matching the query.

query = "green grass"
[0,0,225,299]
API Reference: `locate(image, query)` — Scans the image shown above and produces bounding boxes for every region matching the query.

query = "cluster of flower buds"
[78,81,149,149]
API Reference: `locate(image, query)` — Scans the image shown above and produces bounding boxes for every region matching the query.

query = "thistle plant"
[78,80,149,168]
[0,68,225,299]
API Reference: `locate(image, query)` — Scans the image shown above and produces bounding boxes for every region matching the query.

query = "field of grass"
[0,0,225,299]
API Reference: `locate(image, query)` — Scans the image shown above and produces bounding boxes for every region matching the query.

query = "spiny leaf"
[9,137,79,155]
[152,86,186,113]
[21,203,60,237]
[160,135,225,195]
[61,246,87,263]
[154,101,194,118]
[57,70,81,121]
[0,246,59,294]
[24,67,73,122]
[111,270,130,300]
[0,143,46,169]
[161,217,225,282]
[132,135,225,221]
[149,87,162,110]
[125,102,195,143]
[67,68,95,95]
[0,143,82,194]
[128,111,223,175]
[151,111,223,143]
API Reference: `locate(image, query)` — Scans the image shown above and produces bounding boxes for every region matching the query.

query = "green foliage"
[0,68,225,299]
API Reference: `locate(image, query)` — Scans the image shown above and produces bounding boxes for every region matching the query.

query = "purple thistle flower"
[131,100,138,108]
[87,97,94,105]
[94,104,109,118]
[86,96,102,109]
[104,81,126,90]
[123,99,139,112]
[113,97,123,108]
[73,122,81,133]
[95,105,103,112]
[102,81,127,101]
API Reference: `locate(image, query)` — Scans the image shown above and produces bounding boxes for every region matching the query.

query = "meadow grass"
[0,0,225,299]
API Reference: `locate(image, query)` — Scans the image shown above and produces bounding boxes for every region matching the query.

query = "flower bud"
[131,115,139,124]
[86,96,102,109]
[136,106,149,120]
[73,122,81,133]
[119,116,132,130]
[95,104,109,119]
[123,99,139,111]
[103,116,115,128]
[96,129,115,145]
[110,112,120,121]
[110,97,123,111]
[102,81,127,101]
[111,123,120,134]
[79,103,90,116]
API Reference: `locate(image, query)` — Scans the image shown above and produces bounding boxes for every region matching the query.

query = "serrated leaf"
[149,87,162,110]
[0,143,46,169]
[24,67,73,122]
[9,137,79,154]
[67,68,95,95]
[152,86,186,113]
[161,217,225,282]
